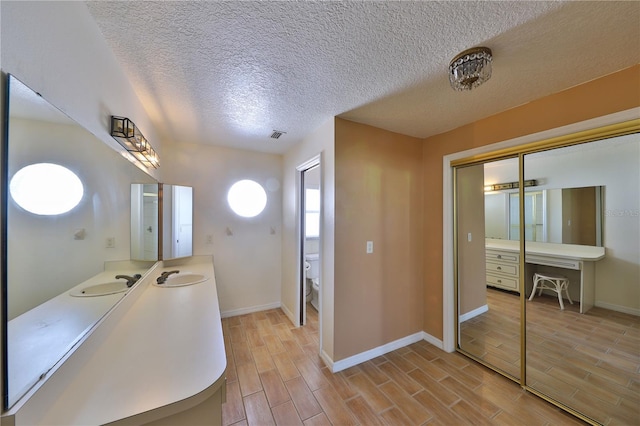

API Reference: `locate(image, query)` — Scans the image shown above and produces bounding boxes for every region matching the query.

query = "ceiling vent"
[270,130,286,139]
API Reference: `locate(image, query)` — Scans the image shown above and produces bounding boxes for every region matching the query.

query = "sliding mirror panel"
[524,134,639,425]
[456,159,521,380]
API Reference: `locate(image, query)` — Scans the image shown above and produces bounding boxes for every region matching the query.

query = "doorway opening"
[298,160,321,327]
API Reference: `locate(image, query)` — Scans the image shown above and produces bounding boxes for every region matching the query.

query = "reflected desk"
[485,239,605,313]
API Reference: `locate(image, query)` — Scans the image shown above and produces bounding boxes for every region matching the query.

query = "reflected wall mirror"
[455,129,639,424]
[2,75,157,409]
[484,157,603,246]
[130,183,193,262]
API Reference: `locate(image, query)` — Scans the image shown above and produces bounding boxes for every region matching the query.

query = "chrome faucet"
[115,274,142,288]
[156,270,180,284]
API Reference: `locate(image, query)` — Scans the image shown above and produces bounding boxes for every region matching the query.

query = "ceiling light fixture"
[110,116,160,169]
[449,47,492,91]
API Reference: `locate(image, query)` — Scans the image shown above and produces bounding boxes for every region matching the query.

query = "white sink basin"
[154,273,207,287]
[70,281,130,297]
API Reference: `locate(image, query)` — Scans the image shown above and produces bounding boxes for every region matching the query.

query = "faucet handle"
[156,270,180,284]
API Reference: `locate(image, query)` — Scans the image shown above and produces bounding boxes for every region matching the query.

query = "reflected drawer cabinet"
[486,249,520,292]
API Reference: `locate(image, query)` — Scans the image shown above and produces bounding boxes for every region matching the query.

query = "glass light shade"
[227,180,267,218]
[10,163,84,215]
[110,116,160,168]
[449,47,492,91]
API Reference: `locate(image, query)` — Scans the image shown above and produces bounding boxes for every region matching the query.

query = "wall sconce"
[484,179,537,192]
[110,116,160,169]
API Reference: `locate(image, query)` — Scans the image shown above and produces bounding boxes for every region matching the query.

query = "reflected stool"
[529,272,572,310]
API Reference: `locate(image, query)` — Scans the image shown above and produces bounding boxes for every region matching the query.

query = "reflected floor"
[459,288,522,378]
[461,288,639,425]
[527,292,639,425]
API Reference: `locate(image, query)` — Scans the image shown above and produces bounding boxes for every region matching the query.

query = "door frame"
[296,155,322,329]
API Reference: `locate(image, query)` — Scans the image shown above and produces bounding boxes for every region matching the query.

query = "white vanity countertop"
[10,256,226,425]
[485,238,605,261]
[7,261,151,407]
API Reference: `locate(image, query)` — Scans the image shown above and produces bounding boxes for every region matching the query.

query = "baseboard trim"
[329,332,425,373]
[459,304,489,323]
[595,301,640,316]
[221,302,281,318]
[421,331,445,351]
[280,302,297,326]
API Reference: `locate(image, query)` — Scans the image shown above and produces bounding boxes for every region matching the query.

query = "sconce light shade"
[110,116,159,169]
[449,47,492,91]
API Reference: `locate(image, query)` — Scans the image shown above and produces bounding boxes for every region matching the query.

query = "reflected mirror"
[484,158,603,246]
[130,183,193,260]
[3,75,156,408]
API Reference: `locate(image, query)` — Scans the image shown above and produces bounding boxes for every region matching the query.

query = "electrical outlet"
[366,241,374,254]
[105,237,115,248]
[206,235,213,244]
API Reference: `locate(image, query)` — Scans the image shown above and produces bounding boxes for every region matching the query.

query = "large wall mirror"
[2,75,157,408]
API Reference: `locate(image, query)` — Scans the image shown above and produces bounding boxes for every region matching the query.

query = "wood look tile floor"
[460,288,640,426]
[222,303,584,425]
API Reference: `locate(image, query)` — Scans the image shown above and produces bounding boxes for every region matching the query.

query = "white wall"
[161,140,283,316]
[283,118,335,360]
[0,1,161,181]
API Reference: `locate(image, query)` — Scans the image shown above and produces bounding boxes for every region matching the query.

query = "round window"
[227,180,267,218]
[10,163,84,215]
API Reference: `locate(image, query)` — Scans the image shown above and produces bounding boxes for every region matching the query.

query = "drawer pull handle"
[497,255,502,259]
[497,280,502,283]
[496,266,502,270]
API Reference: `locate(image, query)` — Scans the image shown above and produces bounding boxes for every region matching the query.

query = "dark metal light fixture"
[484,179,537,192]
[449,47,493,91]
[110,116,159,169]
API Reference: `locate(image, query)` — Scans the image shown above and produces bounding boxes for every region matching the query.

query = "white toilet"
[305,253,320,310]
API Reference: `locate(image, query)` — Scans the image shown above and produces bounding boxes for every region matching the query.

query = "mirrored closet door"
[456,157,522,380]
[524,134,639,425]
[454,126,639,425]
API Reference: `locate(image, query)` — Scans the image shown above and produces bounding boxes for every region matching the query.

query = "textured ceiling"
[85,1,640,154]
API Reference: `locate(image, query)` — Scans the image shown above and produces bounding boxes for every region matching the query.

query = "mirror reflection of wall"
[131,184,159,261]
[161,184,193,259]
[4,75,157,408]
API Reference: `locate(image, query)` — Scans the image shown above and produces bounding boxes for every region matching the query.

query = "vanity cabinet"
[486,249,520,292]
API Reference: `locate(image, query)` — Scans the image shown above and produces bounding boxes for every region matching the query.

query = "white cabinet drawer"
[486,250,519,263]
[486,274,518,291]
[486,261,518,276]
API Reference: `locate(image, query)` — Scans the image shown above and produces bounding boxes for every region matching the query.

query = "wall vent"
[270,130,286,139]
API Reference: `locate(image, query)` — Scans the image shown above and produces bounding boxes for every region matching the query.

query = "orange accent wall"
[422,65,640,338]
[334,118,423,360]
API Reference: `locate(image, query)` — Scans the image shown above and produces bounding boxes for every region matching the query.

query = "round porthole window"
[227,179,267,218]
[10,163,84,215]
